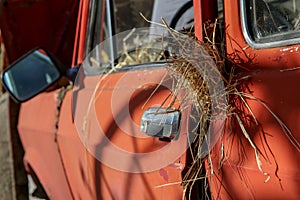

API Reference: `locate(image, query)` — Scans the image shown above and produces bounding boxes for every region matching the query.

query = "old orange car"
[1,0,299,199]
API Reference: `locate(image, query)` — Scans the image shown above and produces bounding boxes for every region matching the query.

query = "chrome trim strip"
[106,0,115,67]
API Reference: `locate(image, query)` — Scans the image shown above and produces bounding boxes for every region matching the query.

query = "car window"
[114,0,154,33]
[83,0,196,74]
[86,0,197,52]
[84,0,155,64]
[243,0,300,47]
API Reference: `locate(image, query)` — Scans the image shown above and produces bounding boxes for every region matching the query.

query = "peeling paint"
[280,46,299,53]
[159,168,168,182]
[168,162,184,170]
[272,56,282,62]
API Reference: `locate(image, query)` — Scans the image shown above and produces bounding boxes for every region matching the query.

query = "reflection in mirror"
[1,48,61,102]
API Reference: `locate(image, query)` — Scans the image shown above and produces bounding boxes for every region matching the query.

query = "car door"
[207,0,300,199]
[56,0,200,199]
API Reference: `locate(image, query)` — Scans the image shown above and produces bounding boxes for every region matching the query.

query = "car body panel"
[200,0,300,199]
[18,89,73,199]
[209,69,300,199]
[56,68,187,199]
[193,0,218,41]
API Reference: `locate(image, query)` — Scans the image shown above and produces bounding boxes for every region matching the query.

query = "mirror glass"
[1,48,61,102]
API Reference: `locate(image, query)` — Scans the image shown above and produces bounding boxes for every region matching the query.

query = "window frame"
[84,0,115,57]
[240,0,300,49]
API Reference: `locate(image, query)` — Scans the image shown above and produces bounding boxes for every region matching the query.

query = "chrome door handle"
[140,107,181,140]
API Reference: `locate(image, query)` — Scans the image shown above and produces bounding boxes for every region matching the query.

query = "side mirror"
[1,48,62,102]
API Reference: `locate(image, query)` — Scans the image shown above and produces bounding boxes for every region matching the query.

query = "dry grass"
[157,26,229,199]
